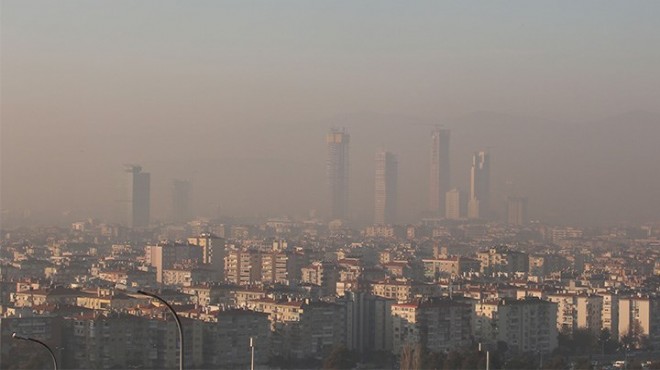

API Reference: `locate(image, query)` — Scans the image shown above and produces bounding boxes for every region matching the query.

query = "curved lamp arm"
[138,290,184,370]
[12,332,58,370]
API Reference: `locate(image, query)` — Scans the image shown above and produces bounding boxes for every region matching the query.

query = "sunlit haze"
[2,1,660,226]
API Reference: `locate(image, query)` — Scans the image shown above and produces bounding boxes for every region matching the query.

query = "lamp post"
[138,290,184,370]
[249,337,255,370]
[478,342,489,370]
[12,332,58,370]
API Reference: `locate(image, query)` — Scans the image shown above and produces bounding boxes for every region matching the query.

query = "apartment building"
[619,296,660,347]
[422,256,481,279]
[372,280,439,303]
[576,295,603,333]
[145,243,203,283]
[547,293,577,333]
[204,309,270,368]
[473,297,558,354]
[392,298,472,354]
[0,314,63,369]
[477,246,529,275]
[261,251,292,285]
[341,291,394,353]
[225,249,262,286]
[301,261,338,296]
[601,292,619,337]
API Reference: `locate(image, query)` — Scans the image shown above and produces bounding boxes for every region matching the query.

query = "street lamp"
[138,290,184,370]
[478,342,490,370]
[249,337,255,370]
[12,332,58,370]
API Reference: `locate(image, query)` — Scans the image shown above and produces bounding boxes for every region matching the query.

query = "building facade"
[326,129,350,220]
[392,299,472,354]
[429,128,450,217]
[506,196,528,225]
[374,150,398,225]
[126,165,150,228]
[468,151,490,219]
[172,179,191,223]
[473,298,558,354]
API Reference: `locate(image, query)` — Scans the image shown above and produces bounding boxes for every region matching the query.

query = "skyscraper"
[374,150,398,225]
[126,165,150,228]
[445,188,465,220]
[506,196,528,225]
[429,128,450,217]
[326,128,350,220]
[468,151,490,219]
[172,179,191,223]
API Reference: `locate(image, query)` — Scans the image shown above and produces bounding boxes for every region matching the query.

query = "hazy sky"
[2,1,660,226]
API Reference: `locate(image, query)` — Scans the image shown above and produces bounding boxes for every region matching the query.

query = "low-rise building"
[422,256,481,279]
[371,279,439,303]
[477,246,529,275]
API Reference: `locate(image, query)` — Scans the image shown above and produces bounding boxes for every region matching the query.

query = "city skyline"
[2,1,660,227]
[1,2,660,368]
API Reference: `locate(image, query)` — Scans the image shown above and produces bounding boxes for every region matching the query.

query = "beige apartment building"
[601,292,619,337]
[371,280,439,303]
[477,246,529,275]
[576,295,603,333]
[422,256,480,279]
[224,249,262,286]
[547,293,577,333]
[619,296,660,347]
[261,251,290,285]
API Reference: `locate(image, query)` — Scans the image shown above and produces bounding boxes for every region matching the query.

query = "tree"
[506,352,538,370]
[598,328,619,354]
[460,350,481,370]
[621,320,644,350]
[323,345,357,370]
[422,350,446,370]
[572,328,598,354]
[363,350,395,369]
[443,350,464,370]
[573,357,592,370]
[400,343,425,370]
[544,355,568,370]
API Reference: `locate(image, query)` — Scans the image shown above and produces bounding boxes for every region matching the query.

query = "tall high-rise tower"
[445,188,465,220]
[172,179,191,223]
[507,196,528,225]
[429,128,451,216]
[326,128,350,220]
[468,151,490,219]
[126,165,150,228]
[374,150,398,225]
